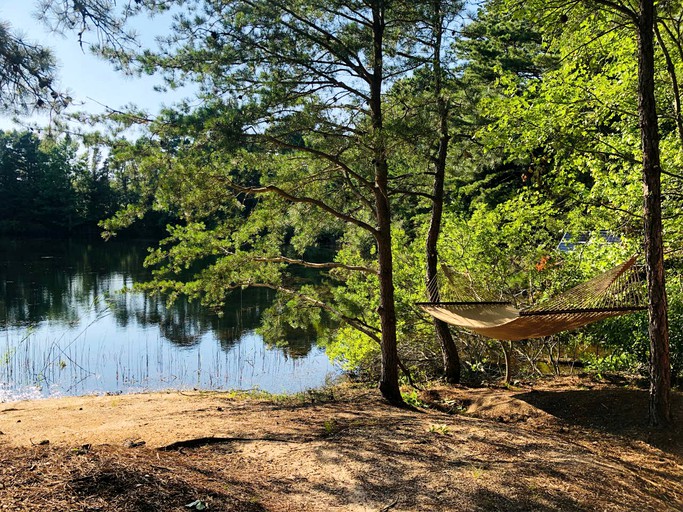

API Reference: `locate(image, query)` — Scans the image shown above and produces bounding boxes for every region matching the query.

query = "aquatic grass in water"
[1,318,336,401]
[0,238,338,401]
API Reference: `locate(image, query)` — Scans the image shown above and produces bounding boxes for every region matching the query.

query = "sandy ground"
[1,378,682,511]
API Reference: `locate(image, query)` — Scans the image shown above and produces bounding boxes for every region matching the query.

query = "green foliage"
[322,419,341,437]
[573,275,683,382]
[403,390,427,409]
[436,194,566,304]
[322,325,379,374]
[428,423,451,435]
[458,0,683,386]
[457,3,557,84]
[584,352,640,375]
[667,276,683,382]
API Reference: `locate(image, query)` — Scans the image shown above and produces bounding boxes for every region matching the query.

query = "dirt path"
[1,379,682,511]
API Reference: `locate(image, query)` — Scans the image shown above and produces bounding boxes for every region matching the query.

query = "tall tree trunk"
[426,109,461,382]
[376,186,402,404]
[426,0,461,384]
[637,0,672,426]
[371,0,402,405]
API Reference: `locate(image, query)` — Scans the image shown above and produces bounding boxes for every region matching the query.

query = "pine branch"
[255,133,374,191]
[589,0,638,24]
[251,256,377,274]
[264,0,372,81]
[224,180,379,237]
[388,188,434,200]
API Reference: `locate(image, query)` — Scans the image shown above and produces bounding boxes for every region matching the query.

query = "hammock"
[417,256,646,341]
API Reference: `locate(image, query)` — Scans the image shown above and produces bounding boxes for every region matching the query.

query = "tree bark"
[426,118,461,383]
[425,0,461,384]
[376,197,402,404]
[371,0,403,405]
[637,0,672,426]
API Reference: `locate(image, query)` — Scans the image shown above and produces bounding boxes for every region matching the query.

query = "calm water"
[0,237,338,401]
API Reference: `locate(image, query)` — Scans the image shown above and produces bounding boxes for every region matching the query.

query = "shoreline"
[1,379,682,511]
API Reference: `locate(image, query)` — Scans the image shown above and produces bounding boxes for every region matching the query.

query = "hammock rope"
[418,256,646,341]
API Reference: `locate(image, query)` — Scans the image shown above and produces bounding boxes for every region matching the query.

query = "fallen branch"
[158,435,306,451]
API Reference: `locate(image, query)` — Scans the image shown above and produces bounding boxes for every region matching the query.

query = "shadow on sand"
[515,386,683,457]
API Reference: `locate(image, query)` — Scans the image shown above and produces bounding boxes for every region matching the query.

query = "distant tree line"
[0,129,171,236]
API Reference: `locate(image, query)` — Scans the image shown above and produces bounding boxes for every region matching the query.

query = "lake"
[0,237,338,401]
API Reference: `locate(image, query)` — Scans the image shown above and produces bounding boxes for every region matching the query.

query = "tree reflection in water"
[0,237,337,400]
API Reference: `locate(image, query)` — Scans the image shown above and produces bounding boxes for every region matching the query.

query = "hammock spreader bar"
[418,257,646,341]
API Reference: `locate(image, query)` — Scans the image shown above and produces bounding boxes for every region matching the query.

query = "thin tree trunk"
[637,0,672,426]
[654,24,683,146]
[426,130,461,383]
[499,340,511,384]
[371,0,403,405]
[426,0,461,383]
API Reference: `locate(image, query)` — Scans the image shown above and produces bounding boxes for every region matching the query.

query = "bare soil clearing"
[1,378,681,511]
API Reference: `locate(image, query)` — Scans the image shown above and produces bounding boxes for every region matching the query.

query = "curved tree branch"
[251,256,377,274]
[224,180,380,238]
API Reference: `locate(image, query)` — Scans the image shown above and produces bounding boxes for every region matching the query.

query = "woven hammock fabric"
[418,257,646,341]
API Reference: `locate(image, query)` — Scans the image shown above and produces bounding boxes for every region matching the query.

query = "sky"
[0,2,193,131]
